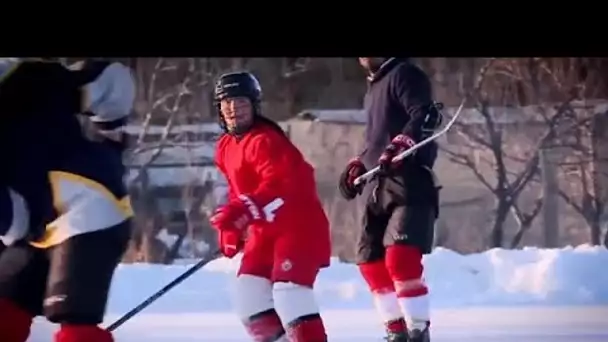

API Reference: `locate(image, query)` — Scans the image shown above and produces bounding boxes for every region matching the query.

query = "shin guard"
[0,298,33,342]
[273,282,328,342]
[358,260,406,334]
[385,245,430,329]
[234,275,286,341]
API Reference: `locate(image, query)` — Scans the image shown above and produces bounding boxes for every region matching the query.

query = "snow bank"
[108,245,608,315]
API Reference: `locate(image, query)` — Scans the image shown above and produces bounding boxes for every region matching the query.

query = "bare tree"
[442,58,588,248]
[548,103,608,245]
[518,59,608,246]
[555,120,604,245]
[124,58,228,262]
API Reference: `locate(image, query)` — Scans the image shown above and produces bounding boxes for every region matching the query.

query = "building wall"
[281,106,607,258]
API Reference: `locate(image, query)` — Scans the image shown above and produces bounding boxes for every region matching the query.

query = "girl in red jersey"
[209,71,331,342]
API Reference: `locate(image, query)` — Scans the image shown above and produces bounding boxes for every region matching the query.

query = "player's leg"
[355,182,407,340]
[45,220,131,342]
[271,230,329,342]
[0,241,49,342]
[234,229,287,341]
[383,205,436,342]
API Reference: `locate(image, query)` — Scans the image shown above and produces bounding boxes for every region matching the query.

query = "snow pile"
[108,245,608,315]
[424,245,608,307]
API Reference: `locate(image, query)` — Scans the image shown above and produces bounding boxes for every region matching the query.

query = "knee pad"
[0,298,33,342]
[54,324,113,342]
[273,282,327,342]
[234,275,286,341]
[385,245,428,297]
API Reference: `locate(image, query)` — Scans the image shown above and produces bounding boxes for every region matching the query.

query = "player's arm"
[393,66,434,145]
[377,67,434,169]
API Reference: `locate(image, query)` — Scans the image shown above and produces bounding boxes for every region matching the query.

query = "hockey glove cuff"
[218,230,244,258]
[378,134,415,173]
[338,157,367,200]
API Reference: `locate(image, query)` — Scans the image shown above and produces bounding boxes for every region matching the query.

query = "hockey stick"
[353,99,466,187]
[106,248,222,332]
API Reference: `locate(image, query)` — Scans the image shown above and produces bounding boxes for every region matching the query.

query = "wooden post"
[540,148,559,248]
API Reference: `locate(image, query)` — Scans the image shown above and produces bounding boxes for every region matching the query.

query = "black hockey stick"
[106,248,222,332]
[353,98,466,186]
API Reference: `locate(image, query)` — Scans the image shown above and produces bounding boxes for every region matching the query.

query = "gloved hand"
[218,229,244,258]
[378,134,415,174]
[209,198,257,257]
[210,195,262,230]
[338,157,367,200]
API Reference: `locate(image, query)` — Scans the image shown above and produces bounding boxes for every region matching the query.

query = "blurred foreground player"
[338,58,443,342]
[210,71,331,342]
[0,58,135,342]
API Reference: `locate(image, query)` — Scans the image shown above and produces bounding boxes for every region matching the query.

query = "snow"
[30,245,608,341]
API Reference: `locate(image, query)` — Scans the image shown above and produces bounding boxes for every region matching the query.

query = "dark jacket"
[359,58,440,206]
[359,58,438,170]
[0,60,128,240]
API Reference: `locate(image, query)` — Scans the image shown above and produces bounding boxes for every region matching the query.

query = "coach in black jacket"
[338,58,442,342]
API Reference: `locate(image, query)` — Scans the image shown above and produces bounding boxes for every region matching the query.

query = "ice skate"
[384,330,409,342]
[407,321,430,342]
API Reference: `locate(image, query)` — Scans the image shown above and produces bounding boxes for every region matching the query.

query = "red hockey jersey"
[214,122,330,250]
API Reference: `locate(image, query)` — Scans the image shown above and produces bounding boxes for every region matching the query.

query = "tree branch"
[442,148,496,194]
[509,196,543,248]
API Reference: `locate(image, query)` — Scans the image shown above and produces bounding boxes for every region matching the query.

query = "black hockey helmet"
[214,71,263,134]
[214,71,288,137]
[214,71,262,103]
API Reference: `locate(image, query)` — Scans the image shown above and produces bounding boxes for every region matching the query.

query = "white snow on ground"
[29,245,608,341]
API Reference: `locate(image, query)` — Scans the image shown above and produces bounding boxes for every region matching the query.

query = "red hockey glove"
[218,229,244,258]
[378,134,416,174]
[338,157,367,200]
[209,195,264,233]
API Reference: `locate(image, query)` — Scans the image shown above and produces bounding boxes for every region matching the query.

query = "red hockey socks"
[385,245,430,329]
[0,298,33,342]
[358,260,406,335]
[273,282,328,342]
[54,324,114,342]
[243,308,287,341]
[285,314,327,342]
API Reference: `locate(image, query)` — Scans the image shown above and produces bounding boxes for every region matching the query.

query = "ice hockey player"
[338,58,443,342]
[0,58,135,342]
[210,71,331,342]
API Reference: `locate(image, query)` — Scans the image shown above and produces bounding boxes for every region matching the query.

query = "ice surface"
[29,245,608,341]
